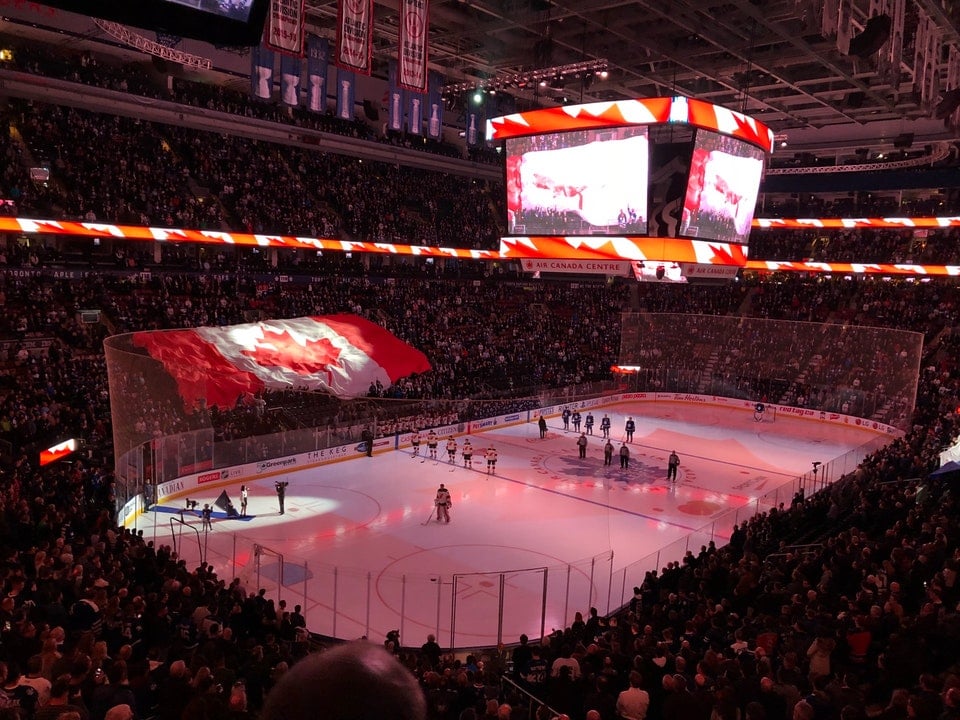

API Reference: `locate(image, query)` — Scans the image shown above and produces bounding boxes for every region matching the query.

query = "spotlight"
[472,90,483,104]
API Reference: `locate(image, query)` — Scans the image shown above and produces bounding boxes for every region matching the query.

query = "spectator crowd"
[0,32,959,720]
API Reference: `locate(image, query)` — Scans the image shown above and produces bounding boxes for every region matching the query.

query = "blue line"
[490,470,702,531]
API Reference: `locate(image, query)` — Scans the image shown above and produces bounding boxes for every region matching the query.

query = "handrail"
[499,674,563,720]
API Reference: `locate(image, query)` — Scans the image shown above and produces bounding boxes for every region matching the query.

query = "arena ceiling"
[303,0,960,154]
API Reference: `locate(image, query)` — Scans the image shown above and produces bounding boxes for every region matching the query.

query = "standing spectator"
[806,636,834,684]
[420,634,442,670]
[617,671,650,720]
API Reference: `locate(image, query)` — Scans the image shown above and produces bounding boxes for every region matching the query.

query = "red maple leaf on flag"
[731,112,767,150]
[241,329,344,384]
[708,244,744,266]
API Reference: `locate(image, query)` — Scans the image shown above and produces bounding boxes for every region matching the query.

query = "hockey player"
[462,439,474,468]
[446,436,458,464]
[572,411,582,432]
[625,417,636,443]
[585,412,594,435]
[411,429,421,457]
[485,445,499,475]
[434,483,452,523]
[427,430,439,460]
[600,414,611,438]
[561,407,571,431]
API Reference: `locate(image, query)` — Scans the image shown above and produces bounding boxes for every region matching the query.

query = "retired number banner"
[266,0,306,55]
[336,0,374,74]
[399,0,428,92]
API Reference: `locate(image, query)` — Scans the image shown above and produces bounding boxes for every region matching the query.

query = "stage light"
[472,90,484,104]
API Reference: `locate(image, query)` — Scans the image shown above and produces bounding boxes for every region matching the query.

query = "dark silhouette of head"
[261,641,426,720]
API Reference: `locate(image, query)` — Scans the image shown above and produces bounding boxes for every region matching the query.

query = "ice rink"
[140,401,890,649]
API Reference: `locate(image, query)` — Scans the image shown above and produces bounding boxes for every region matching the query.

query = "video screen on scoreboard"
[679,130,764,245]
[32,0,268,44]
[504,127,649,236]
[167,0,256,22]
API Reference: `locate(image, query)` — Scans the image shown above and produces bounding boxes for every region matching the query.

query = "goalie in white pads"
[434,483,452,523]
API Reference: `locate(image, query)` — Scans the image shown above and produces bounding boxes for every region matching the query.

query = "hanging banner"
[464,91,482,147]
[280,53,301,106]
[336,0,373,74]
[251,44,276,101]
[306,36,329,113]
[387,60,404,132]
[337,68,357,120]
[266,0,306,55]
[398,0,429,92]
[408,89,424,135]
[426,71,443,140]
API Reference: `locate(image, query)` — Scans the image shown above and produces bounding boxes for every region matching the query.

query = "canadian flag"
[132,315,431,410]
[40,438,77,466]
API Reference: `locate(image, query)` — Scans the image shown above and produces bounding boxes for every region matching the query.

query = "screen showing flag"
[40,438,77,466]
[680,130,764,245]
[504,127,649,237]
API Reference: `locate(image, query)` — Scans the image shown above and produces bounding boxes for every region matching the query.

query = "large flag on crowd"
[132,315,431,410]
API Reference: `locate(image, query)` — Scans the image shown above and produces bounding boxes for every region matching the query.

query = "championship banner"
[387,60,404,132]
[398,0,428,92]
[465,91,481,147]
[265,0,306,55]
[426,71,443,140]
[336,0,373,74]
[251,44,276,100]
[280,53,301,106]
[408,89,424,135]
[337,68,356,120]
[306,36,329,113]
